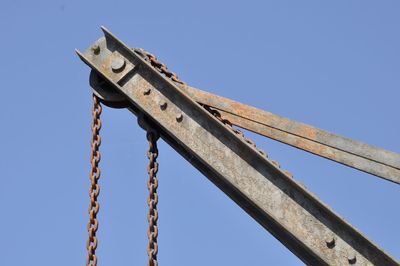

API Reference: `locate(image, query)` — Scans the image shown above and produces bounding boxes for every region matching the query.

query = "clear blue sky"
[1,1,399,265]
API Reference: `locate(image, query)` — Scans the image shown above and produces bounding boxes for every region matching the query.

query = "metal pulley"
[89,70,128,108]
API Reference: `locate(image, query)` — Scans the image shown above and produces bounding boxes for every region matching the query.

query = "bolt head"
[271,160,280,168]
[325,235,335,248]
[143,88,151,95]
[176,113,183,122]
[111,57,126,72]
[347,253,357,264]
[283,170,293,179]
[91,44,100,55]
[160,101,167,110]
[258,149,268,158]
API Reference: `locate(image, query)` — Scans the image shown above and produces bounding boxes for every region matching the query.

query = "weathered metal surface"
[177,85,400,185]
[76,27,399,265]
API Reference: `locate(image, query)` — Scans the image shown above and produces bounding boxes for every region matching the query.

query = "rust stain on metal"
[76,27,400,266]
[177,84,400,184]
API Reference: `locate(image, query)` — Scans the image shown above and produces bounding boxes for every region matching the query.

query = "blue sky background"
[0,1,399,265]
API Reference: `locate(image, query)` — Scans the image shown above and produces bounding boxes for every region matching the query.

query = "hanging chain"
[146,130,160,266]
[86,95,102,266]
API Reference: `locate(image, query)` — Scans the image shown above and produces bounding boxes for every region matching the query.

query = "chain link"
[202,105,293,178]
[146,130,160,266]
[134,48,185,85]
[86,95,102,266]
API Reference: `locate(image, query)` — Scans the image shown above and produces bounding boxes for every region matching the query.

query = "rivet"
[160,101,167,110]
[283,170,293,179]
[258,149,267,157]
[271,160,280,168]
[111,57,126,72]
[92,44,100,55]
[143,88,151,95]
[347,252,357,264]
[325,235,335,249]
[176,113,183,122]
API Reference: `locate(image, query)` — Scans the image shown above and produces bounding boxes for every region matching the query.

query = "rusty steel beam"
[76,27,399,265]
[177,85,400,185]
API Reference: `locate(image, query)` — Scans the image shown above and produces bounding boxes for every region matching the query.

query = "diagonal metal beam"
[76,27,399,265]
[177,85,400,185]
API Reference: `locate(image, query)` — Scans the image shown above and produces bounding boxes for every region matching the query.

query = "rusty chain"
[146,130,160,266]
[134,48,185,85]
[86,94,102,266]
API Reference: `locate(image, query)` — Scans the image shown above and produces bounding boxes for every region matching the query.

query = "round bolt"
[258,149,269,158]
[143,88,151,95]
[283,170,293,179]
[111,57,126,72]
[324,235,335,249]
[347,253,357,264]
[271,160,280,168]
[160,101,167,110]
[176,113,183,122]
[91,44,100,55]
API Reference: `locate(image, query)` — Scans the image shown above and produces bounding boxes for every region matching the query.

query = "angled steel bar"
[76,27,399,265]
[177,85,400,185]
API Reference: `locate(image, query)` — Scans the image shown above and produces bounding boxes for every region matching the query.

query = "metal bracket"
[76,27,399,266]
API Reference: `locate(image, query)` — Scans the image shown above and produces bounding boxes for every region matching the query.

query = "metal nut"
[347,252,357,264]
[111,57,126,72]
[271,160,280,168]
[283,170,293,179]
[258,149,267,157]
[160,101,167,110]
[176,113,183,122]
[91,44,100,55]
[143,88,151,95]
[325,235,335,249]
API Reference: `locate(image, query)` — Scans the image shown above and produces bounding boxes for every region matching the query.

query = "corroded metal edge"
[178,85,400,185]
[76,27,400,265]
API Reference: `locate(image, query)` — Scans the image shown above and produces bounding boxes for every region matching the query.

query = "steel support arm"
[77,27,398,266]
[177,85,400,185]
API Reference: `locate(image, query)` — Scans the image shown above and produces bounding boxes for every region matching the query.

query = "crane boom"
[177,84,400,184]
[77,27,399,265]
